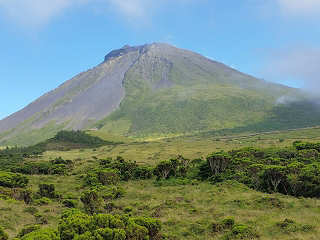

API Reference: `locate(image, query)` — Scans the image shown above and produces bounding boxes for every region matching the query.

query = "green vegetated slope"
[1,130,320,239]
[1,43,320,146]
[96,45,320,138]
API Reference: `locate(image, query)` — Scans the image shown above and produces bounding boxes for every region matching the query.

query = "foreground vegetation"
[1,130,320,239]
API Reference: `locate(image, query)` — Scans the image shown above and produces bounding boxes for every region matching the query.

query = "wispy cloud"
[0,0,77,28]
[108,0,152,19]
[0,0,198,28]
[277,0,320,17]
[264,46,320,93]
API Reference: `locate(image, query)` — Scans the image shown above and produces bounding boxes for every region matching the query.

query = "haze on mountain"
[0,43,319,146]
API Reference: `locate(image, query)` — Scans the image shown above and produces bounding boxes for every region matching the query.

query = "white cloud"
[0,0,78,27]
[0,0,199,28]
[277,0,320,16]
[264,47,320,93]
[108,0,151,18]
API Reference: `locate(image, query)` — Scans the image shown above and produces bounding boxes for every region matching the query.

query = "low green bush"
[53,130,110,147]
[34,197,51,206]
[154,156,191,180]
[38,184,58,199]
[84,169,120,187]
[62,199,78,208]
[58,209,161,240]
[23,207,38,215]
[0,226,8,240]
[196,143,320,198]
[210,217,235,233]
[223,224,259,240]
[17,225,41,238]
[20,228,59,240]
[102,186,125,200]
[99,156,153,181]
[80,190,103,214]
[0,171,28,188]
[12,157,72,175]
[34,214,49,225]
[275,219,315,233]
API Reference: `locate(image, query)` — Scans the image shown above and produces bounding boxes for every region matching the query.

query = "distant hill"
[0,43,319,146]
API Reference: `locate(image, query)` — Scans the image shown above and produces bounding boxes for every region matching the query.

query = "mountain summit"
[0,43,319,145]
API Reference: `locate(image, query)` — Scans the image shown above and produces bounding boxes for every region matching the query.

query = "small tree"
[22,189,33,204]
[80,190,103,214]
[98,169,120,185]
[207,152,230,175]
[153,161,174,180]
[38,184,57,199]
[260,165,286,193]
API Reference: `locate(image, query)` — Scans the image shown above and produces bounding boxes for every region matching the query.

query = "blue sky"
[0,0,319,120]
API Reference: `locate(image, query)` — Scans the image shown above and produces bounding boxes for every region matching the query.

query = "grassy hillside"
[1,129,320,239]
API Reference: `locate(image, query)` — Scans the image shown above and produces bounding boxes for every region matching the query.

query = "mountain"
[0,43,319,146]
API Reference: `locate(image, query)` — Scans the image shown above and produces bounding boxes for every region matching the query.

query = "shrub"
[133,217,162,238]
[34,214,49,225]
[294,142,320,152]
[23,207,38,215]
[221,218,235,229]
[38,184,57,199]
[17,225,41,238]
[259,165,287,193]
[58,210,161,240]
[80,190,103,214]
[20,228,59,240]
[124,206,133,213]
[133,166,153,179]
[275,219,314,233]
[100,157,153,181]
[223,224,259,240]
[62,199,78,208]
[13,158,73,176]
[34,197,51,206]
[84,169,120,187]
[50,157,73,166]
[210,217,235,233]
[154,156,190,180]
[253,197,285,209]
[21,189,33,204]
[53,130,108,147]
[207,152,231,175]
[0,171,28,188]
[153,160,174,180]
[98,169,120,185]
[0,187,32,203]
[102,186,125,200]
[0,226,8,240]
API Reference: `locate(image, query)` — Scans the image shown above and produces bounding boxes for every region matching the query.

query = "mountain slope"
[0,43,319,145]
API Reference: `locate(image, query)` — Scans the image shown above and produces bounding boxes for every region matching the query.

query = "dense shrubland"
[12,157,73,175]
[1,139,320,239]
[14,209,161,240]
[196,141,320,198]
[99,156,153,181]
[52,130,116,147]
[0,130,111,172]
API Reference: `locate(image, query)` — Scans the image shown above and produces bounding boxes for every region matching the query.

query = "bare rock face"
[0,44,146,140]
[0,43,176,134]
